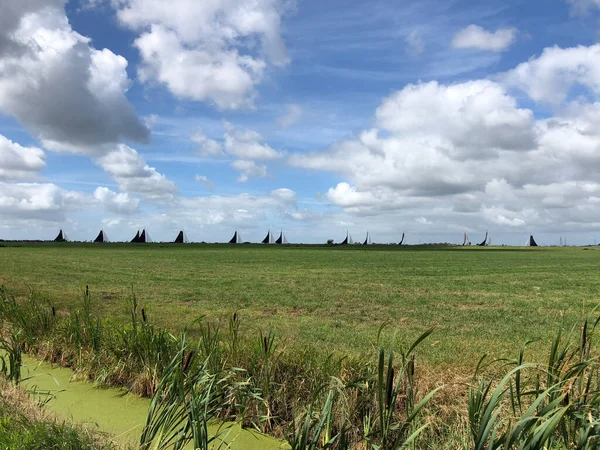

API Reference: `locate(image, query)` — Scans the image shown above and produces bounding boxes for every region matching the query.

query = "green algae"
[20,355,289,449]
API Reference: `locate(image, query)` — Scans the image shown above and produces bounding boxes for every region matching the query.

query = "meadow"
[1,242,600,449]
[0,242,598,369]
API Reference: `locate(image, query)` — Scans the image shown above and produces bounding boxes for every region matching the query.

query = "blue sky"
[1,0,600,244]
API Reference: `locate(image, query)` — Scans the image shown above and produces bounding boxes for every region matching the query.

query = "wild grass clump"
[0,286,57,348]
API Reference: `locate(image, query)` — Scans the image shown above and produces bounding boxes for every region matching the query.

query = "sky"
[1,0,600,245]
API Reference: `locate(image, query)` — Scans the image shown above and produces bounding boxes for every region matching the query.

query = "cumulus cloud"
[0,182,141,239]
[231,160,269,182]
[287,45,600,235]
[452,25,516,52]
[0,1,148,154]
[375,80,536,156]
[114,0,290,109]
[278,104,303,128]
[0,134,45,180]
[503,44,600,104]
[326,183,380,208]
[0,182,87,221]
[269,187,297,204]
[96,145,177,199]
[0,0,64,56]
[290,79,537,197]
[93,187,140,215]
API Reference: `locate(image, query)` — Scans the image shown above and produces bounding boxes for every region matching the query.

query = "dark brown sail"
[477,231,488,247]
[262,230,271,244]
[94,230,106,243]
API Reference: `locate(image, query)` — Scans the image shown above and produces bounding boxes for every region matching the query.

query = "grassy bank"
[0,243,597,368]
[1,286,599,448]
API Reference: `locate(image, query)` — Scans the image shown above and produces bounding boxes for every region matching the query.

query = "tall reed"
[467,316,600,450]
[139,335,231,450]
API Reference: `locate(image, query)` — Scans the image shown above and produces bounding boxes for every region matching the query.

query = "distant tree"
[327,239,334,245]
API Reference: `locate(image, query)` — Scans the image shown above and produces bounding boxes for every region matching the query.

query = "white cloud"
[194,174,215,190]
[0,182,87,221]
[0,2,148,154]
[375,80,536,156]
[287,50,600,236]
[224,122,284,160]
[326,183,379,207]
[452,25,516,52]
[231,160,269,182]
[114,0,290,109]
[163,188,297,230]
[192,130,224,156]
[0,182,137,230]
[0,134,45,180]
[503,44,600,104]
[405,30,424,55]
[278,104,303,128]
[133,25,265,110]
[0,0,65,56]
[96,145,178,199]
[189,122,283,182]
[269,187,297,205]
[93,187,139,215]
[290,79,536,200]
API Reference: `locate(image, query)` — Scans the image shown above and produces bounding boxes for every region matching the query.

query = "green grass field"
[0,243,598,370]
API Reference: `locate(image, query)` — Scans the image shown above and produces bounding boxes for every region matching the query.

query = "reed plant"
[467,317,600,450]
[0,331,23,384]
[139,335,231,450]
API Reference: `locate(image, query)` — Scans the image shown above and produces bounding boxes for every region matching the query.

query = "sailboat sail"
[54,229,66,242]
[262,230,271,244]
[341,231,349,245]
[139,229,151,243]
[477,231,488,247]
[94,230,108,243]
[363,231,371,245]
